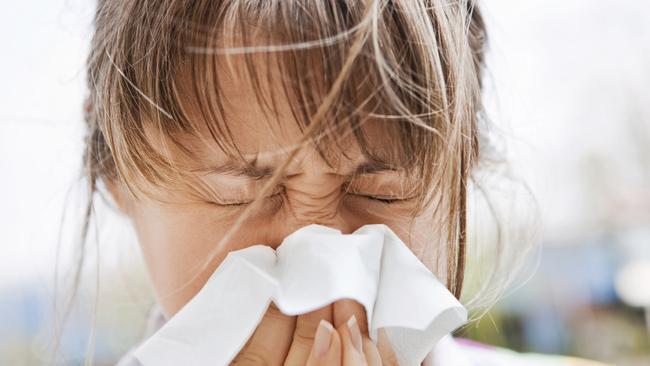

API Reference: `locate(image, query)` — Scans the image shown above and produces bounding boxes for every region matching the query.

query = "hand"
[304,301,399,366]
[231,299,399,365]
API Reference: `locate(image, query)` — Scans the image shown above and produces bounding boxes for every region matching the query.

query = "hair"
[52,0,539,364]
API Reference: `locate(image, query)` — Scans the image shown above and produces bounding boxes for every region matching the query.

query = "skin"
[107,53,440,365]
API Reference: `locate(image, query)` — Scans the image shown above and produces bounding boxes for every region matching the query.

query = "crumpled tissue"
[133,223,468,366]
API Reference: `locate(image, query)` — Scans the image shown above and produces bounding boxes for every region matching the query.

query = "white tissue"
[133,223,468,366]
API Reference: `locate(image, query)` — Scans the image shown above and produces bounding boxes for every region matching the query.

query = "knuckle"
[294,316,318,337]
[291,328,315,349]
[232,350,270,366]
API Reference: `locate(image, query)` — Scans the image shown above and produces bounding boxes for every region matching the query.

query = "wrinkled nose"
[265,149,363,244]
[270,174,355,235]
[282,178,356,234]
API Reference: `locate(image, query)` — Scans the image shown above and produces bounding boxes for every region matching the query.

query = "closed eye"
[351,193,411,205]
[208,188,285,207]
[342,180,415,205]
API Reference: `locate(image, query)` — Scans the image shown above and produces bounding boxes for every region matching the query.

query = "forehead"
[163,48,396,169]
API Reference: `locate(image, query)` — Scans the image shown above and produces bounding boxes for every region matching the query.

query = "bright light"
[615,260,650,307]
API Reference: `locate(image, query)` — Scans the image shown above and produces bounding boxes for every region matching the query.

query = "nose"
[282,178,356,234]
[272,151,360,239]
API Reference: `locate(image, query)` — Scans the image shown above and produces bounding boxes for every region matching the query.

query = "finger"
[232,302,295,366]
[284,304,333,366]
[305,319,342,366]
[377,328,399,366]
[362,338,383,366]
[333,299,369,336]
[337,314,367,365]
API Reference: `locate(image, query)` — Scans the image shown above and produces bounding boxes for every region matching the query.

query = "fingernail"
[313,319,334,358]
[347,314,363,352]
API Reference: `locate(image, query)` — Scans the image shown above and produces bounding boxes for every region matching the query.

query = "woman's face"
[108,56,439,318]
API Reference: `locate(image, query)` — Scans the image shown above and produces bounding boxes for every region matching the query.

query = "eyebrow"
[192,153,402,179]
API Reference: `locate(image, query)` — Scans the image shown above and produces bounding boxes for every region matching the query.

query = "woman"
[71,0,608,364]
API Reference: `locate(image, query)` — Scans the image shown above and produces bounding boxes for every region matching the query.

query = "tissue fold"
[133,224,468,366]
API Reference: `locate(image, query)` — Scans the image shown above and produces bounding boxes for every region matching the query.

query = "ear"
[105,178,131,216]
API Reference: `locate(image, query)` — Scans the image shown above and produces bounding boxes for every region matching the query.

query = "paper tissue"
[132,223,468,366]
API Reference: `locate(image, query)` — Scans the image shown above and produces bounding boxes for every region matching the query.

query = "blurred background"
[1,0,648,365]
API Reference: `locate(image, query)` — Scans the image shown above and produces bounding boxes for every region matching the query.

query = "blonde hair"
[55,0,537,363]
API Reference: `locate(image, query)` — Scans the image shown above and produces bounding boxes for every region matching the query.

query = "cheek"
[393,203,443,275]
[130,200,267,317]
[340,199,441,272]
